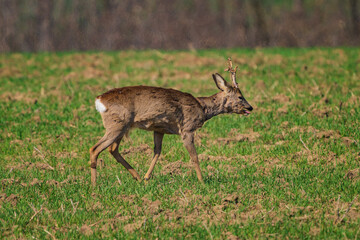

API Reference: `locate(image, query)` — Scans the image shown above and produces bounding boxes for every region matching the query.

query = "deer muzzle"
[243,104,253,115]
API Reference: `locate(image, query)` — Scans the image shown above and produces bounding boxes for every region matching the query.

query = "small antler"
[224,57,238,89]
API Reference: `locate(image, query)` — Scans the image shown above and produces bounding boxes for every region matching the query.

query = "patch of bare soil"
[0,92,38,104]
[116,194,137,203]
[255,80,266,90]
[311,107,332,118]
[289,128,356,147]
[0,193,19,206]
[291,150,346,166]
[275,140,287,146]
[8,161,54,171]
[56,162,67,172]
[289,125,318,134]
[46,179,61,186]
[206,165,217,177]
[309,85,322,97]
[45,175,84,187]
[9,139,24,145]
[142,196,162,215]
[224,231,240,240]
[198,154,232,162]
[277,105,288,114]
[122,144,152,155]
[346,95,360,106]
[280,121,289,128]
[233,203,266,223]
[155,191,278,229]
[315,130,355,146]
[113,213,131,222]
[169,193,242,226]
[0,65,22,78]
[91,201,104,211]
[222,193,241,205]
[1,178,20,186]
[315,130,341,140]
[80,224,93,236]
[123,217,145,233]
[272,94,290,104]
[344,169,360,181]
[341,137,357,147]
[161,161,191,176]
[286,205,315,218]
[309,227,321,236]
[20,178,43,187]
[328,197,360,224]
[218,129,261,144]
[167,190,194,208]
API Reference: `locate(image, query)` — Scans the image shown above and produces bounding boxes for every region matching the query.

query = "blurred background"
[0,0,359,52]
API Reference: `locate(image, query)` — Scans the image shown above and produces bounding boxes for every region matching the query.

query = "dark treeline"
[0,0,359,52]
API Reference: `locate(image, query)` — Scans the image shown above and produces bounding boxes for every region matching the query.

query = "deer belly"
[133,120,180,134]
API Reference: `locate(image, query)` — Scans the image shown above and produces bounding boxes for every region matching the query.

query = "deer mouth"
[241,110,251,116]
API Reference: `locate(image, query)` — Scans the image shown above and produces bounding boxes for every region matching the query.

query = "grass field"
[0,48,359,239]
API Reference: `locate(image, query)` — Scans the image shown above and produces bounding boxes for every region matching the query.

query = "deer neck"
[197,93,227,120]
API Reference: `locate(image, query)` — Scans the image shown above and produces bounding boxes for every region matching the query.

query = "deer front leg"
[181,132,204,183]
[144,131,164,181]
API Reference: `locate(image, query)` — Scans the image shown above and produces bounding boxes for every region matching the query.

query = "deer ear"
[212,73,231,91]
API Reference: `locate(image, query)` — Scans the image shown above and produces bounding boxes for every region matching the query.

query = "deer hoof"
[144,177,150,184]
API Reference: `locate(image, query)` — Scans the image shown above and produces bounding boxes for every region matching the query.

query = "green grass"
[0,48,359,239]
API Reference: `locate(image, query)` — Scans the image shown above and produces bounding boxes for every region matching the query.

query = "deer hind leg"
[144,131,164,181]
[108,137,141,181]
[181,132,204,183]
[90,126,128,186]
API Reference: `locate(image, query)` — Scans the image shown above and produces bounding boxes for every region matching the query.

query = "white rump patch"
[95,98,107,113]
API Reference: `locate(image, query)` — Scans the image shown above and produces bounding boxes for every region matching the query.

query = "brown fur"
[90,73,253,184]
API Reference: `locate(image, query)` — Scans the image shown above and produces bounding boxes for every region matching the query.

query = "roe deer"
[90,58,253,185]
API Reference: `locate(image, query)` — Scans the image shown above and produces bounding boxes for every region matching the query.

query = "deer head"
[211,58,253,115]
